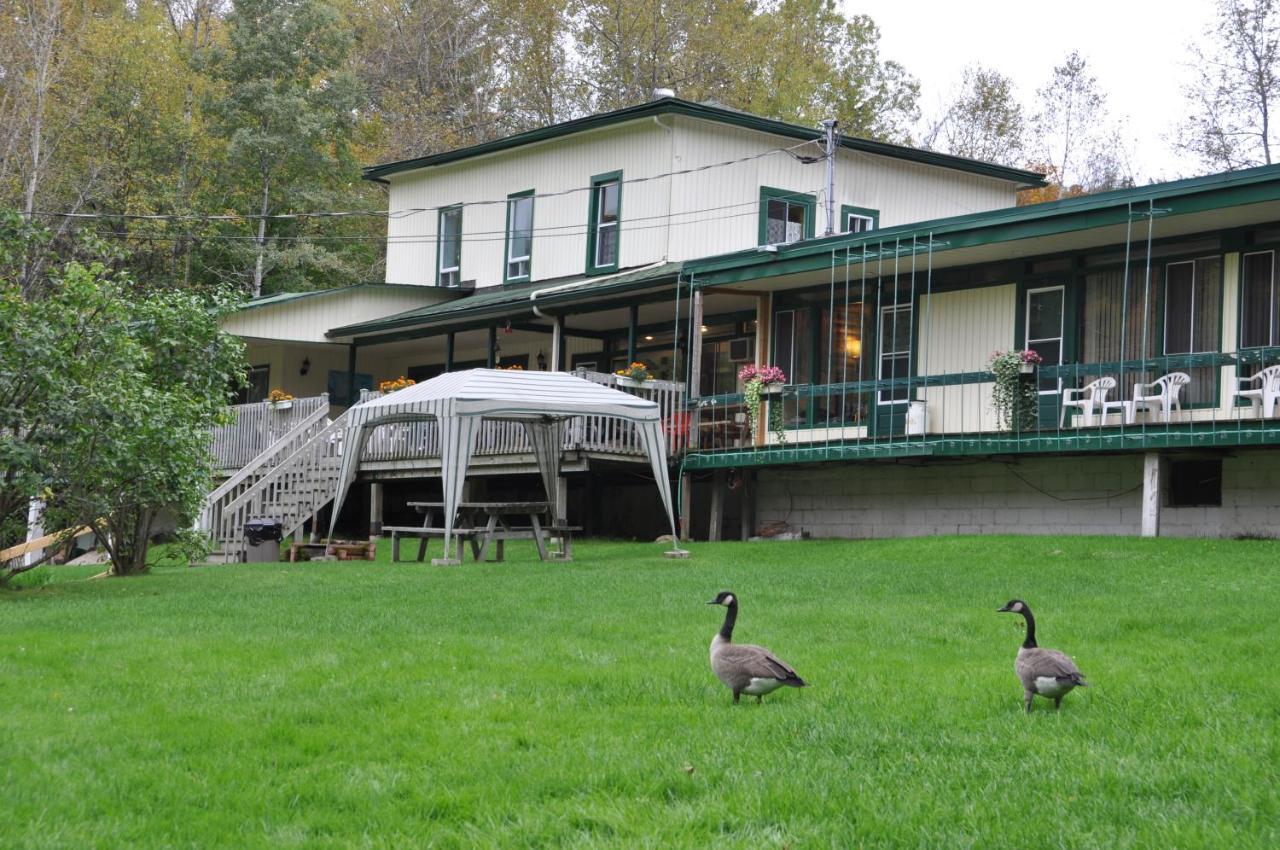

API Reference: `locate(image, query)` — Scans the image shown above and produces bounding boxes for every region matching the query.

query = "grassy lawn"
[2,536,1278,848]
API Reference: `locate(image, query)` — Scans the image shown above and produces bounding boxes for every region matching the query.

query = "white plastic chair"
[1232,364,1280,418]
[1125,372,1191,424]
[1058,376,1116,427]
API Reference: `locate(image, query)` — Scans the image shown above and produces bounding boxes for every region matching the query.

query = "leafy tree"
[205,0,369,296]
[0,213,245,578]
[1180,0,1280,170]
[925,65,1027,166]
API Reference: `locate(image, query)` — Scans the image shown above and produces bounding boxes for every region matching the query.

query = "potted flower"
[987,349,1042,431]
[378,376,416,393]
[266,388,294,410]
[614,362,652,386]
[739,364,787,443]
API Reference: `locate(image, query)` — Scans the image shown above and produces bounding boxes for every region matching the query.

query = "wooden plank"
[1,525,93,563]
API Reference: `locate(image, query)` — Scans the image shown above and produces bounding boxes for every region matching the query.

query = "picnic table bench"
[389,501,580,564]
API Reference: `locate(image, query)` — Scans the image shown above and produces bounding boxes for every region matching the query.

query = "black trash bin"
[243,518,283,563]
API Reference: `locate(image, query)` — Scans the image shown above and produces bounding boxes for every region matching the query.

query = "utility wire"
[88,190,825,246]
[32,139,825,224]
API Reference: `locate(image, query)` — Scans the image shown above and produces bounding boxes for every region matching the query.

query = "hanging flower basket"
[987,350,1042,431]
[738,364,788,444]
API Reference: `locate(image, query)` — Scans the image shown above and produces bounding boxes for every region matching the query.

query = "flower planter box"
[267,400,293,411]
[615,376,650,388]
[1019,363,1036,375]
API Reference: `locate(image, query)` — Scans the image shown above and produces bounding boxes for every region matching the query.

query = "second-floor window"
[759,187,815,245]
[506,192,534,282]
[437,205,462,287]
[588,172,621,273]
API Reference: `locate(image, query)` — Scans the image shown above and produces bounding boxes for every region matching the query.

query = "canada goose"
[707,591,806,704]
[997,599,1088,712]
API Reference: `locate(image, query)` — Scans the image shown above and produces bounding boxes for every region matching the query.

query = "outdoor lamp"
[300,357,310,376]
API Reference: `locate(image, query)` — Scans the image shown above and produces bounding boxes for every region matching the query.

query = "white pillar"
[22,498,45,568]
[551,316,563,372]
[680,472,694,541]
[1141,452,1161,538]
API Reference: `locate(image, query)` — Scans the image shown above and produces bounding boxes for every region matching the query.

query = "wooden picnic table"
[386,500,576,564]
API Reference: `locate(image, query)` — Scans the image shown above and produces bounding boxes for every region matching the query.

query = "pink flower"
[739,364,787,385]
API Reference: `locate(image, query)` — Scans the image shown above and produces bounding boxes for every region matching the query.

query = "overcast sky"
[847,0,1220,181]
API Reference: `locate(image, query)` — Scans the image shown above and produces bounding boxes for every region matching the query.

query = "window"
[878,304,912,404]
[586,172,621,273]
[759,187,815,245]
[1025,286,1064,393]
[504,191,534,283]
[1241,250,1279,348]
[840,205,879,234]
[437,205,462,287]
[234,364,269,405]
[1164,256,1221,405]
[1167,458,1222,507]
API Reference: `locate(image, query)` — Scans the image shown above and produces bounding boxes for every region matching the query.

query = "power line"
[31,139,826,224]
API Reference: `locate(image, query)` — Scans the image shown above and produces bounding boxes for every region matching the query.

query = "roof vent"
[652,87,675,100]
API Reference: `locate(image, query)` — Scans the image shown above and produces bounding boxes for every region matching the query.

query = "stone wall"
[753,450,1280,539]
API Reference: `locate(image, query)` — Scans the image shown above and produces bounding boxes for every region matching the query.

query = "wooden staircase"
[208,406,355,563]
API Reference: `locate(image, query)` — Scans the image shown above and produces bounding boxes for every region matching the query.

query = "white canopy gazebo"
[328,369,680,556]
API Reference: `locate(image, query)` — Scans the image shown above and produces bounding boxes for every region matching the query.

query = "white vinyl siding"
[383,115,1020,288]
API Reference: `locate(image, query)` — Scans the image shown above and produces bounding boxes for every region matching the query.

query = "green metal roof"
[686,163,1280,284]
[362,97,1046,187]
[235,283,448,313]
[327,262,684,340]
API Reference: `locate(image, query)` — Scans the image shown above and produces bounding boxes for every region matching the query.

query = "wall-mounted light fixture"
[300,357,311,376]
[536,351,547,370]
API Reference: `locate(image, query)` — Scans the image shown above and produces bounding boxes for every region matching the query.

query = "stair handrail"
[199,394,331,533]
[216,405,357,558]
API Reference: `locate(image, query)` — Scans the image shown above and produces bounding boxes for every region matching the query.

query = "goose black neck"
[718,601,738,641]
[1020,609,1038,649]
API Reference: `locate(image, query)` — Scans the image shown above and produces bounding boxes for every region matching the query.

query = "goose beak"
[706,599,719,605]
[996,603,1012,612]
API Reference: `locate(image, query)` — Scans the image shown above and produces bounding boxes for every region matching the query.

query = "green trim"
[687,164,1280,285]
[233,283,448,314]
[362,97,1045,186]
[682,421,1280,469]
[586,170,623,275]
[436,204,462,288]
[503,189,534,285]
[840,204,880,232]
[758,187,817,246]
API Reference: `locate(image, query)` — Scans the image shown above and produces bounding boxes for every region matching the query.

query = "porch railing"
[684,347,1280,466]
[210,395,329,471]
[358,369,688,463]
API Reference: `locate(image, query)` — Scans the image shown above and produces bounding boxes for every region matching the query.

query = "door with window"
[1024,285,1067,426]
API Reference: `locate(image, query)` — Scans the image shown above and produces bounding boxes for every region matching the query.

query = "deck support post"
[1141,451,1161,538]
[369,481,383,537]
[555,476,568,524]
[445,332,455,372]
[708,469,725,541]
[740,471,755,541]
[486,326,497,368]
[679,472,694,541]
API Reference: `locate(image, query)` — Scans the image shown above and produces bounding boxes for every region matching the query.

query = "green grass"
[2,536,1277,848]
